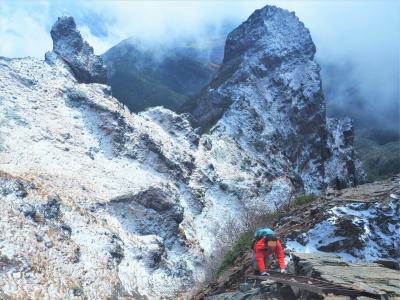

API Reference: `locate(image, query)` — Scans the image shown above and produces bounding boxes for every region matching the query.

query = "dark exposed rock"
[202,137,213,150]
[41,195,61,219]
[71,247,81,264]
[112,186,181,217]
[60,224,72,237]
[50,16,107,84]
[35,234,44,242]
[147,242,165,269]
[374,259,400,271]
[72,287,84,297]
[0,175,31,198]
[110,244,124,266]
[0,256,19,274]
[45,241,54,248]
[109,185,184,245]
[19,203,37,220]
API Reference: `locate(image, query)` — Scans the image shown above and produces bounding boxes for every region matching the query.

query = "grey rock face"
[325,118,367,189]
[286,195,400,262]
[109,184,184,239]
[50,16,107,84]
[189,5,359,191]
[291,253,400,297]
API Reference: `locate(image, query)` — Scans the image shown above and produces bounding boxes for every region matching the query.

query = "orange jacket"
[253,238,285,272]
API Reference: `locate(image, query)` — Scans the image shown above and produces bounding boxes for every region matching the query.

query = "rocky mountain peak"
[189,5,363,191]
[49,16,107,84]
[224,5,315,64]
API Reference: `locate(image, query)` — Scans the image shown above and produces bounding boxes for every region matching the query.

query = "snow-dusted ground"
[286,198,400,263]
[0,53,298,298]
[0,5,364,299]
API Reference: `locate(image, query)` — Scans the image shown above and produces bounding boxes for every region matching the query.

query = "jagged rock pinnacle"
[223,5,315,64]
[188,5,362,191]
[50,16,107,84]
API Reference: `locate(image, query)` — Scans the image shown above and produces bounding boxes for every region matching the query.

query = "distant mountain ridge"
[102,37,224,112]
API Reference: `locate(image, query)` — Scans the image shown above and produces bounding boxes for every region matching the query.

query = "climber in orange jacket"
[253,235,286,275]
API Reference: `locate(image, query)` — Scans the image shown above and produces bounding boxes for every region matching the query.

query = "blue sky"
[1,0,398,59]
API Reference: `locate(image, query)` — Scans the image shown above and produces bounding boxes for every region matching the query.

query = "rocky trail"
[198,176,400,299]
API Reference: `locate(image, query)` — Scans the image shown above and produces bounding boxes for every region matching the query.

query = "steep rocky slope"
[199,176,400,299]
[187,6,364,191]
[0,6,363,299]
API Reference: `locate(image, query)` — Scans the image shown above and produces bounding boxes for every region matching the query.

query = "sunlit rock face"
[189,5,362,192]
[49,16,107,84]
[0,5,362,300]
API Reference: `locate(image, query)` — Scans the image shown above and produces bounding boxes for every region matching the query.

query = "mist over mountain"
[321,61,399,143]
[101,36,224,112]
[0,6,372,297]
[97,15,399,181]
[1,1,398,141]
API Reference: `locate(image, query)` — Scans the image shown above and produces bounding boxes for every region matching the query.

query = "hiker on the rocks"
[252,228,286,275]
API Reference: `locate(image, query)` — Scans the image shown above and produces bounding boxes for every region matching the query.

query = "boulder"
[50,16,107,84]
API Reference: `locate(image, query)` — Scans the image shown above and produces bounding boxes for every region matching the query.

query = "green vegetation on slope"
[217,230,253,277]
[102,39,223,113]
[216,210,281,277]
[355,136,400,181]
[292,194,318,207]
[215,194,320,278]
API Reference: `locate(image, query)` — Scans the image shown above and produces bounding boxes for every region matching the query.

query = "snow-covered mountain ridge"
[0,6,363,299]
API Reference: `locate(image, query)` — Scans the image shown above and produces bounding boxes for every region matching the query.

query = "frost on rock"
[0,7,365,300]
[325,117,367,189]
[189,5,361,192]
[49,16,107,84]
[0,42,295,299]
[286,197,400,263]
[324,118,366,189]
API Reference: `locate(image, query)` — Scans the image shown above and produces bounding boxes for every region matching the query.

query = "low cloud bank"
[1,0,398,137]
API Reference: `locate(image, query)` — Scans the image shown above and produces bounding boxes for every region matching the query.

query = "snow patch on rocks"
[286,197,400,263]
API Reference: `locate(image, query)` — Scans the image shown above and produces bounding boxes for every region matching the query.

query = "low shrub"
[292,194,318,207]
[216,230,254,277]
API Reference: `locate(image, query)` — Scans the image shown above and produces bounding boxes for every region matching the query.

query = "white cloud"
[0,0,398,132]
[0,3,52,58]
